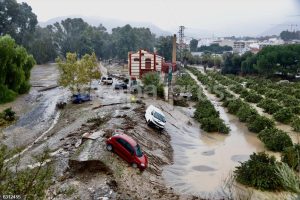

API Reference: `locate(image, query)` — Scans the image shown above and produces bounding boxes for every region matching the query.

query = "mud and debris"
[1,63,295,200]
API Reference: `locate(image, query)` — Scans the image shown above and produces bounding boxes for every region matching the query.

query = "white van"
[145,105,166,130]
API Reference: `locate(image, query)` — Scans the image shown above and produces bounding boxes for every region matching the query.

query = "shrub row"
[187,68,230,134]
[258,128,293,152]
[194,96,230,134]
[212,72,300,132]
[190,68,293,152]
[234,152,282,191]
[175,73,200,101]
[257,98,282,114]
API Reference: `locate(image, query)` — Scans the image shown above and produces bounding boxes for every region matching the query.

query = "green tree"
[80,53,101,94]
[156,36,173,61]
[0,35,35,104]
[0,0,37,48]
[28,26,58,64]
[234,152,282,191]
[142,72,164,98]
[280,31,300,41]
[190,39,198,52]
[56,52,101,94]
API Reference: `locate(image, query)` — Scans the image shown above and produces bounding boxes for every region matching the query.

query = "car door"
[116,138,132,163]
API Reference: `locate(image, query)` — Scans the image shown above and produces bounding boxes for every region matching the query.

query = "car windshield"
[134,144,143,157]
[153,111,166,122]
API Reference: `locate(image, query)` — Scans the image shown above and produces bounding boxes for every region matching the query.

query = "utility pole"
[289,24,298,32]
[178,26,185,64]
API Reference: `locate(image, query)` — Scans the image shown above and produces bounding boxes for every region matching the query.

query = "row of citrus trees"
[175,73,230,134]
[188,67,300,193]
[208,72,300,132]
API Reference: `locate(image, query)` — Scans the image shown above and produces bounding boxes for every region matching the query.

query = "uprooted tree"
[56,52,101,94]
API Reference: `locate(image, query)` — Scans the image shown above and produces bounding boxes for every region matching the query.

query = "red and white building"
[128,50,164,79]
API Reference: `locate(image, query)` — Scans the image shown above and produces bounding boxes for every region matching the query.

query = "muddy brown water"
[144,71,275,198]
[148,98,266,198]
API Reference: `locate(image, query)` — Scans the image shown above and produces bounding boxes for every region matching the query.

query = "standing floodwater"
[148,94,267,198]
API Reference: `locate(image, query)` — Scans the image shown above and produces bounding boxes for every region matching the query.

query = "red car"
[106,132,148,170]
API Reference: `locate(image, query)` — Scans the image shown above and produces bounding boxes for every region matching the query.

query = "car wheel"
[147,120,151,126]
[131,163,138,168]
[106,144,113,152]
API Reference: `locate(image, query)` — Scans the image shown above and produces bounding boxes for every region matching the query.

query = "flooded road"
[1,64,69,148]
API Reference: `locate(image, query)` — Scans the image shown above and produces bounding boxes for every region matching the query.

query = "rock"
[75,139,82,148]
[82,131,104,140]
[106,180,118,190]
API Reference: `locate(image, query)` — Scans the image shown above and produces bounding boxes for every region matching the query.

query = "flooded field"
[148,97,265,198]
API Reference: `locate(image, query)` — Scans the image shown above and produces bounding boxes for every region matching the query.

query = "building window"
[145,58,151,69]
[133,58,139,62]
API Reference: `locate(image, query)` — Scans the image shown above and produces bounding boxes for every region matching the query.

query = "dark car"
[106,132,148,170]
[114,82,128,90]
[72,94,91,104]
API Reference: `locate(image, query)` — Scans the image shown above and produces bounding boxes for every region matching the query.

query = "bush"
[227,99,244,114]
[18,81,31,94]
[248,115,274,133]
[194,99,230,134]
[237,105,258,123]
[200,117,230,134]
[274,108,294,124]
[194,100,219,119]
[290,106,300,115]
[0,85,17,104]
[157,83,165,98]
[282,144,300,170]
[234,152,282,191]
[230,84,244,94]
[240,89,250,98]
[265,90,283,99]
[0,145,53,199]
[173,99,188,107]
[244,92,263,103]
[281,96,300,107]
[257,98,281,114]
[3,108,16,121]
[258,128,293,152]
[291,117,300,132]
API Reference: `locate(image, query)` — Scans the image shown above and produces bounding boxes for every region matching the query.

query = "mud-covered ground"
[0,63,197,200]
[1,63,296,200]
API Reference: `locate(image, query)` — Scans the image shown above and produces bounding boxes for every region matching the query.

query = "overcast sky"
[17,0,300,36]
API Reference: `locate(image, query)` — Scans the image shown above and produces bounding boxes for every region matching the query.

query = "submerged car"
[72,94,91,104]
[106,132,148,170]
[145,105,166,130]
[114,82,128,90]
